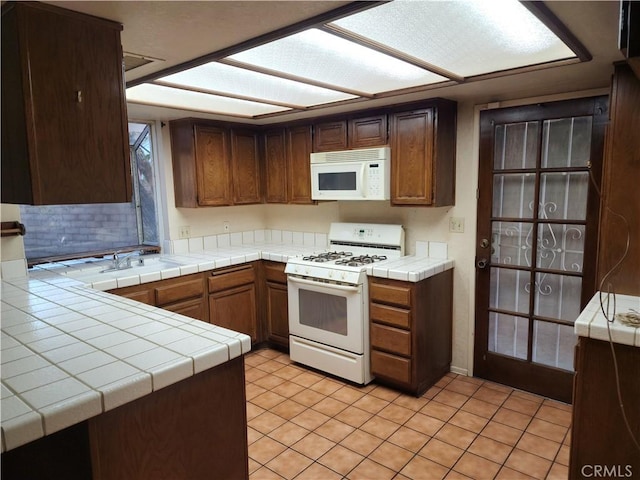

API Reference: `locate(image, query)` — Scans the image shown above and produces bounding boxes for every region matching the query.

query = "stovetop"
[285,222,405,284]
[301,251,390,267]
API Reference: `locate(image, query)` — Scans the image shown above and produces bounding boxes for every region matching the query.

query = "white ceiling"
[47,1,624,124]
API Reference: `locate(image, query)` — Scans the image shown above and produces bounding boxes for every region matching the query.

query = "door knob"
[477,258,488,269]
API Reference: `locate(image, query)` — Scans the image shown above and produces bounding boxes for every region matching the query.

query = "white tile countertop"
[574,292,640,347]
[1,237,453,452]
[1,273,251,453]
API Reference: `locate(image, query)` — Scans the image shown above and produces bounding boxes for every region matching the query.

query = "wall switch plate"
[179,225,191,239]
[223,221,230,232]
[449,217,465,233]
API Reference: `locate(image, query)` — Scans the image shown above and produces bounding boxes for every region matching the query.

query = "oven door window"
[318,171,357,191]
[299,289,348,336]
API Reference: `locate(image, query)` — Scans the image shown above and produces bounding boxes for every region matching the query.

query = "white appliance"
[310,146,390,201]
[285,222,404,384]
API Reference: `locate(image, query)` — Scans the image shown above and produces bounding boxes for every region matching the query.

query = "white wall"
[0,204,26,261]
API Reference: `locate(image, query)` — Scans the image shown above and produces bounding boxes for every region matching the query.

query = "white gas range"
[285,223,404,385]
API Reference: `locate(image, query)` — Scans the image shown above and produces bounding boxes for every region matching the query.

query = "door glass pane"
[488,313,529,360]
[299,290,348,335]
[131,126,159,244]
[490,267,530,314]
[494,121,539,170]
[537,224,585,273]
[542,116,592,168]
[492,173,535,218]
[491,221,533,267]
[318,172,357,191]
[533,321,576,371]
[539,172,589,220]
[534,273,582,322]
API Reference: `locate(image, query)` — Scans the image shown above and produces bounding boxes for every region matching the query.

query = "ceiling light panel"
[332,0,576,77]
[227,28,447,95]
[158,62,357,107]
[126,83,290,117]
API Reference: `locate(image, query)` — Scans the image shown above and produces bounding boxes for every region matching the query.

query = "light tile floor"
[245,348,571,480]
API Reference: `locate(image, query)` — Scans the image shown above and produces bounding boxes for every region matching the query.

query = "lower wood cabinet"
[108,272,207,322]
[369,269,453,396]
[570,337,640,478]
[263,261,289,349]
[208,263,259,343]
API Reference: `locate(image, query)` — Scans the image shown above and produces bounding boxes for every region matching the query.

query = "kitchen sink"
[60,255,186,279]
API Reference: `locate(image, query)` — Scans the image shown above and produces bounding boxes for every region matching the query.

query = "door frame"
[473,96,608,403]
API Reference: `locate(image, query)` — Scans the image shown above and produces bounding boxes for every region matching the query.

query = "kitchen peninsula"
[1,232,454,479]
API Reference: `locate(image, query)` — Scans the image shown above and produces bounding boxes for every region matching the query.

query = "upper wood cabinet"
[390,100,456,206]
[263,126,314,204]
[313,120,348,152]
[1,2,131,205]
[287,125,315,204]
[231,129,261,204]
[170,119,261,207]
[263,129,288,203]
[313,114,388,152]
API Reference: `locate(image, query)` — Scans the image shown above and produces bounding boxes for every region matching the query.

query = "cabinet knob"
[76,90,82,103]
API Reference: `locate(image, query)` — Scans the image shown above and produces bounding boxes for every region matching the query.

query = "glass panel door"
[475,97,607,402]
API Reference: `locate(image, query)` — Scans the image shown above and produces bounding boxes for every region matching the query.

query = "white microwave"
[310,146,390,201]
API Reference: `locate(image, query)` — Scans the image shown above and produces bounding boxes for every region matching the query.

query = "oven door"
[287,275,364,354]
[311,162,365,200]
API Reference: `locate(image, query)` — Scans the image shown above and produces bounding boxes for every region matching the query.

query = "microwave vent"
[311,146,390,164]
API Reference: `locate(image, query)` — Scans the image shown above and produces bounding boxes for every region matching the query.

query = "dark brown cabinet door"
[1,2,130,205]
[194,125,232,206]
[287,125,314,204]
[266,281,289,348]
[349,115,388,148]
[390,109,435,205]
[209,284,258,342]
[313,121,347,152]
[263,129,288,203]
[231,129,261,204]
[164,298,207,322]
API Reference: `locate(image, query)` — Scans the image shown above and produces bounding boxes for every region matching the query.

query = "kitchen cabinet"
[263,261,289,349]
[1,2,131,205]
[313,114,388,152]
[169,119,261,207]
[231,128,261,204]
[287,125,315,204]
[390,100,456,206]
[369,269,453,396]
[263,129,288,203]
[597,63,640,295]
[569,337,640,478]
[208,263,259,342]
[108,273,207,322]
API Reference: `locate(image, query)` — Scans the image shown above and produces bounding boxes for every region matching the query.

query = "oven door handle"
[287,276,360,292]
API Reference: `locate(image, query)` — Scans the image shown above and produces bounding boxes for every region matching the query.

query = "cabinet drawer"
[370,303,411,329]
[163,298,206,322]
[117,289,154,305]
[371,323,411,356]
[264,262,287,284]
[209,265,255,292]
[370,282,412,307]
[155,278,204,306]
[371,350,411,384]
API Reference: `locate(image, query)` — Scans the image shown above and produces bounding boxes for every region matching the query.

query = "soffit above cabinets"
[124,0,589,119]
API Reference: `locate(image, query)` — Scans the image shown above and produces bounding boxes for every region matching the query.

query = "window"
[20,122,160,262]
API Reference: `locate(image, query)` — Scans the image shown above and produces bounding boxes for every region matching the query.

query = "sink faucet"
[112,250,143,270]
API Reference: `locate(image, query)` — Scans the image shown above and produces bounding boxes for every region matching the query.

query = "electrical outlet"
[223,221,230,232]
[449,217,465,233]
[179,225,191,239]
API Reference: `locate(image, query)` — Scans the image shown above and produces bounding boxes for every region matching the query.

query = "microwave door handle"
[360,165,367,196]
[287,276,360,293]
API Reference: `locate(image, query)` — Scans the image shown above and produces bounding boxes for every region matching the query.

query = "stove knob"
[328,271,333,278]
